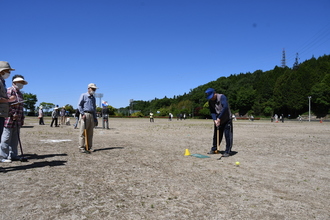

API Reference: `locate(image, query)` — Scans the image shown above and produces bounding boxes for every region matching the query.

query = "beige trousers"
[79,113,95,150]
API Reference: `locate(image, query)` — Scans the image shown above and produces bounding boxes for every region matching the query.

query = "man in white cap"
[50,106,59,127]
[0,61,15,147]
[77,83,98,153]
[38,105,45,125]
[0,74,28,162]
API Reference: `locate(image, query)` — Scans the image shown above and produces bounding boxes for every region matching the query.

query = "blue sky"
[2,0,330,109]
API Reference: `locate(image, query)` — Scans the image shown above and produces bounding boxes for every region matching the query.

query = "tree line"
[22,54,330,118]
[123,54,330,119]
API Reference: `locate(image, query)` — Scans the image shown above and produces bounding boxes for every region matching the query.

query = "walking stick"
[84,118,90,153]
[16,121,28,162]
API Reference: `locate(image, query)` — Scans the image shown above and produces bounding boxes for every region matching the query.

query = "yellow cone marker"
[184,149,191,156]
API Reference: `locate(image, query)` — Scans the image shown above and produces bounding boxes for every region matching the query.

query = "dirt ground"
[1,117,329,220]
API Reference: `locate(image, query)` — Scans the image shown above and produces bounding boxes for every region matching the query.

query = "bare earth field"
[1,117,329,220]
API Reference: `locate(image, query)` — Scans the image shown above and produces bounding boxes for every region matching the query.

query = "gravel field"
[1,117,329,220]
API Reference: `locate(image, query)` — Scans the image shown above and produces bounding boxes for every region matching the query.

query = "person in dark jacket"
[73,109,80,129]
[50,107,59,127]
[205,88,233,157]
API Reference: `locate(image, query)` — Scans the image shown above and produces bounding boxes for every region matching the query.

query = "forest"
[122,54,330,119]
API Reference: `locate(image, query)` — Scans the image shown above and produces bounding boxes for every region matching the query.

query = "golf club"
[217,126,222,160]
[84,118,90,153]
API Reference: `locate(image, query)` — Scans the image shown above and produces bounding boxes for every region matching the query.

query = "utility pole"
[293,53,300,70]
[308,96,311,122]
[281,48,286,68]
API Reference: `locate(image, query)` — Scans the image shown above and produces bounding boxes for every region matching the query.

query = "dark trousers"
[212,119,233,153]
[102,117,109,129]
[39,117,45,125]
[50,118,58,127]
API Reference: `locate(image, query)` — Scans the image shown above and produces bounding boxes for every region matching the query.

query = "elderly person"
[0,61,15,145]
[205,88,233,157]
[77,83,98,153]
[38,105,45,125]
[0,75,28,162]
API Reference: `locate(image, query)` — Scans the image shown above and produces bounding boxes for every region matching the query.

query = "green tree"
[65,104,74,114]
[107,105,116,115]
[310,74,330,117]
[39,102,55,113]
[23,93,37,115]
[131,111,144,117]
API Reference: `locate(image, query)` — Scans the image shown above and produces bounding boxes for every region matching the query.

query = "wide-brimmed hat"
[13,76,28,85]
[88,83,98,89]
[0,61,15,72]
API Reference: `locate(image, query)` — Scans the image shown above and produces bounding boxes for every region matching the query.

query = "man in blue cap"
[205,88,233,157]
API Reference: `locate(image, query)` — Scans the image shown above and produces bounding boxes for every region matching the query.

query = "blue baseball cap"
[205,88,215,100]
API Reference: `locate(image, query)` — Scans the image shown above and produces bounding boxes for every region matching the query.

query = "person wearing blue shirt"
[78,83,98,153]
[205,88,233,157]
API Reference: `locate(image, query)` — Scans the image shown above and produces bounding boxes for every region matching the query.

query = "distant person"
[78,83,98,153]
[281,114,284,123]
[60,106,66,125]
[205,88,233,157]
[73,109,80,129]
[169,113,173,121]
[38,105,45,125]
[50,107,59,127]
[102,105,109,129]
[0,61,15,144]
[0,75,28,162]
[150,112,154,122]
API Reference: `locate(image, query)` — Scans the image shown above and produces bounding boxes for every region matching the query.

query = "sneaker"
[1,159,12,163]
[11,157,21,161]
[222,153,230,157]
[80,148,91,154]
[207,150,219,154]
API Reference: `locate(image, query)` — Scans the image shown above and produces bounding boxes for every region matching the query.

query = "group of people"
[0,61,29,162]
[0,63,234,161]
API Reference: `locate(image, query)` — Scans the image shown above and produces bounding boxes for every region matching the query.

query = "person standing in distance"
[205,88,233,157]
[78,83,98,153]
[38,105,45,125]
[0,61,15,144]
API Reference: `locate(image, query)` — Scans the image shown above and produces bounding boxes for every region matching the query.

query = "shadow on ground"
[0,160,67,173]
[93,147,124,152]
[23,153,68,160]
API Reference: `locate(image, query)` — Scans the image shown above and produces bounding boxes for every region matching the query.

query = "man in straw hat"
[77,83,98,153]
[0,74,28,162]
